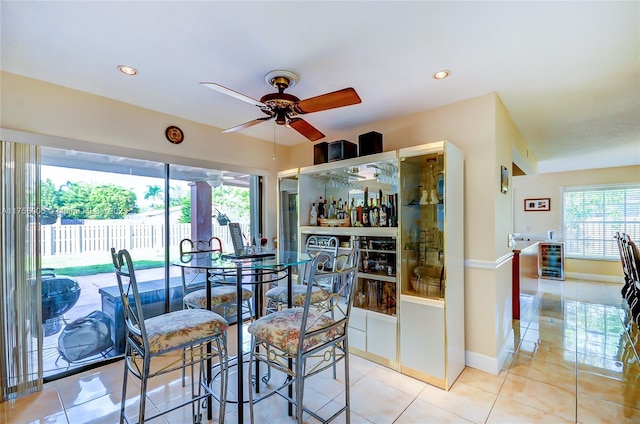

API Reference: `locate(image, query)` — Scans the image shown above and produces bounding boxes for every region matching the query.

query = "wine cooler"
[539,242,565,280]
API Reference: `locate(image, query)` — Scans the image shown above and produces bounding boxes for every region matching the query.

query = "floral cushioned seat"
[265,284,330,307]
[135,308,228,354]
[247,307,343,355]
[183,286,253,309]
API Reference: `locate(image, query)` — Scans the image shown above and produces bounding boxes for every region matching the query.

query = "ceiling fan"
[200,70,361,142]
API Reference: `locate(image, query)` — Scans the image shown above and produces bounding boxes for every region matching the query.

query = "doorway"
[39,147,256,379]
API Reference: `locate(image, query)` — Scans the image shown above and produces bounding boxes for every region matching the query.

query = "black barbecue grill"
[41,268,81,335]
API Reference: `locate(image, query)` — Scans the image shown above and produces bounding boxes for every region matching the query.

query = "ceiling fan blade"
[294,87,361,114]
[200,82,266,107]
[288,118,325,141]
[222,117,272,133]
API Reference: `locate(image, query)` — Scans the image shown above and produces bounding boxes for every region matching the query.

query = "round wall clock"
[165,126,184,144]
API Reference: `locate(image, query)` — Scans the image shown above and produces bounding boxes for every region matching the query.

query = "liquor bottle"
[362,188,370,227]
[309,202,318,226]
[328,200,336,219]
[393,193,399,227]
[379,190,388,227]
[370,197,378,226]
[318,196,325,219]
[388,194,396,227]
[350,198,357,227]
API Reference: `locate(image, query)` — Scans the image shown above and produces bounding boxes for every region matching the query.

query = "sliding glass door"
[36,147,255,380]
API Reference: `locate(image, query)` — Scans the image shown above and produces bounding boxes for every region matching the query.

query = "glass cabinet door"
[398,141,465,389]
[277,171,299,254]
[400,151,445,300]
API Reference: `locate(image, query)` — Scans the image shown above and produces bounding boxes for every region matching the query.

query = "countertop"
[512,240,540,253]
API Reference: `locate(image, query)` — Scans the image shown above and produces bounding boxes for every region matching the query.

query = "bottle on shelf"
[394,193,399,226]
[370,197,379,226]
[328,198,336,219]
[379,189,388,227]
[318,196,325,219]
[362,188,370,227]
[350,198,357,227]
[388,194,398,227]
[309,202,318,226]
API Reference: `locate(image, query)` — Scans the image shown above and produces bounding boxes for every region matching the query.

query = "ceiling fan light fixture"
[206,178,223,188]
[275,111,287,126]
[433,70,450,80]
[117,65,138,76]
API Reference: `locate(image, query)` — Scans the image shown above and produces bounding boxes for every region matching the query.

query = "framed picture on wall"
[501,166,509,194]
[524,198,551,211]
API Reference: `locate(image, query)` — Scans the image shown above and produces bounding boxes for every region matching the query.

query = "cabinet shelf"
[359,272,396,282]
[353,304,397,316]
[361,248,397,254]
[300,226,397,237]
[400,293,445,308]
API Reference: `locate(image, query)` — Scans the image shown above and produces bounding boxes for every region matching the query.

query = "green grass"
[51,260,165,277]
[42,249,168,277]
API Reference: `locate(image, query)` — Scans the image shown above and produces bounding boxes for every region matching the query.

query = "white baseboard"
[465,328,514,375]
[565,272,624,284]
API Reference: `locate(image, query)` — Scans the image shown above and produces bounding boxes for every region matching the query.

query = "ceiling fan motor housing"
[259,92,300,123]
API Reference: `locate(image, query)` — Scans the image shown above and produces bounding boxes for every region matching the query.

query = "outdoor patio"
[42,267,167,378]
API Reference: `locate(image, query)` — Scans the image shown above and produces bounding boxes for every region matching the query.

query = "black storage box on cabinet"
[313,142,328,165]
[328,140,358,162]
[358,131,383,156]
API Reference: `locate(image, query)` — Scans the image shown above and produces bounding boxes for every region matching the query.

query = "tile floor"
[2,278,639,423]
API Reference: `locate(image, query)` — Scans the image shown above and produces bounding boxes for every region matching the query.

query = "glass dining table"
[173,250,311,422]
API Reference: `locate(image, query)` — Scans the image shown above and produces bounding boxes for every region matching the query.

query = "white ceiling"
[1,1,638,173]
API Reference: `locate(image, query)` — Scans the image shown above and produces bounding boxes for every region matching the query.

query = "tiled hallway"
[2,278,639,423]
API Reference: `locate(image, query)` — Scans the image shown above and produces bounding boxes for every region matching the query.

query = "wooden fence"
[40,222,249,256]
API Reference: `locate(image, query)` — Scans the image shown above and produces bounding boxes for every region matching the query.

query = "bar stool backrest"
[111,248,148,353]
[304,235,340,290]
[180,237,223,256]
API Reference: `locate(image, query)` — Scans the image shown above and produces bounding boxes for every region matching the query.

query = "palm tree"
[144,185,162,208]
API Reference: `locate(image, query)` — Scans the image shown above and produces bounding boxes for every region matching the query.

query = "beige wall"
[1,71,295,243]
[513,165,640,282]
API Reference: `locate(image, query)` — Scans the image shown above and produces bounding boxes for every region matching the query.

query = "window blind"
[563,184,640,259]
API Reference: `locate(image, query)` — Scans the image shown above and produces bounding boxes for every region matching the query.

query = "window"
[563,184,640,259]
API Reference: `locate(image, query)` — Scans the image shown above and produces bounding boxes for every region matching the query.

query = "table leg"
[236,264,244,423]
[287,265,293,417]
[254,270,262,395]
[206,270,213,421]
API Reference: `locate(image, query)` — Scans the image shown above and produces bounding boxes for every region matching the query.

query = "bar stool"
[111,248,229,424]
[247,248,360,423]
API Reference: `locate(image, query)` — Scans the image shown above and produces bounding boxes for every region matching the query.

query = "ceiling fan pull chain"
[272,121,277,161]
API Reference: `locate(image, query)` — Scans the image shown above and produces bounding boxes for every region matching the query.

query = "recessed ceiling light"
[433,70,450,80]
[117,65,138,76]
